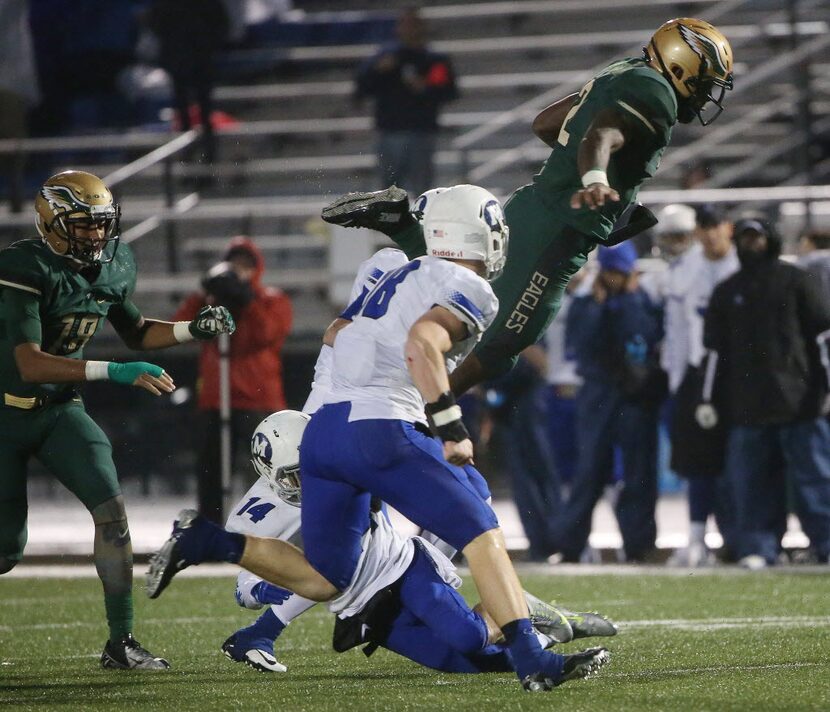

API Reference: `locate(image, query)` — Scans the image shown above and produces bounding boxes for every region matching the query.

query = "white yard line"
[6,562,828,579]
[3,614,829,634]
[602,661,825,677]
[621,616,830,630]
[3,563,239,579]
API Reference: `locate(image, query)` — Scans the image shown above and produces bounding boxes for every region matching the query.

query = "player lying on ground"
[147,186,609,691]
[216,410,614,679]
[223,410,616,673]
[0,171,235,669]
[322,17,734,396]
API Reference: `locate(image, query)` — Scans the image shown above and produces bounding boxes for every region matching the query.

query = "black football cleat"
[146,509,200,599]
[100,634,170,670]
[321,185,412,234]
[522,647,610,692]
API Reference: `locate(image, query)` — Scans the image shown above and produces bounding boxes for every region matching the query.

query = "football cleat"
[100,634,170,670]
[524,591,573,644]
[552,603,618,640]
[146,509,201,599]
[221,633,287,673]
[321,185,411,233]
[522,647,610,692]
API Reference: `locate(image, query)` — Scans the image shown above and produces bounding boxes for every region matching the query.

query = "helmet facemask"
[273,464,302,507]
[679,70,733,125]
[48,206,120,265]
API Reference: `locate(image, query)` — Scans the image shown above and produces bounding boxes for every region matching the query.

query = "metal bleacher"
[1,0,829,345]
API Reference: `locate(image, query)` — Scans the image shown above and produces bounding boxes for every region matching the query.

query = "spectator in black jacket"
[701,218,830,568]
[354,8,459,196]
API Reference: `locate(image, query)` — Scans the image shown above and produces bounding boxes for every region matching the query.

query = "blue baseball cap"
[597,242,638,274]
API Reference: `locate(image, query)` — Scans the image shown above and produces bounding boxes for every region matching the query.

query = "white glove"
[695,403,719,430]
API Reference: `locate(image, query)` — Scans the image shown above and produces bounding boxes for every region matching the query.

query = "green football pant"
[0,400,120,562]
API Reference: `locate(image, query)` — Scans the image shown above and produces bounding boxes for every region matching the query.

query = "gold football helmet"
[35,170,120,265]
[645,18,733,125]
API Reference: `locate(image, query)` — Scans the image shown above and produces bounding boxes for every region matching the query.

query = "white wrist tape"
[431,404,463,427]
[581,169,609,188]
[173,321,195,343]
[85,361,111,381]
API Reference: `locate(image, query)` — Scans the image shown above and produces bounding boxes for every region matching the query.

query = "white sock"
[534,629,554,649]
[270,594,317,626]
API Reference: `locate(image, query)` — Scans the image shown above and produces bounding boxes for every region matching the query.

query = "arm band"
[85,361,111,381]
[425,391,471,443]
[581,169,609,188]
[173,321,195,343]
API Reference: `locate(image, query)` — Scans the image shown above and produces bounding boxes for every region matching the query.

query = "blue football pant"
[299,402,499,590]
[380,544,512,674]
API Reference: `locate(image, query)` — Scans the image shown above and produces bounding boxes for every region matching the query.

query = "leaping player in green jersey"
[0,170,235,669]
[322,18,734,396]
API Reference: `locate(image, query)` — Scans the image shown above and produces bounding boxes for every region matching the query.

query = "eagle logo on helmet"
[41,184,82,214]
[678,24,729,78]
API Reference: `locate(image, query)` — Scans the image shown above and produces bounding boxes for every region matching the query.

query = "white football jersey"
[661,244,739,392]
[226,478,302,543]
[303,248,409,414]
[327,256,499,423]
[329,510,460,618]
[226,480,459,619]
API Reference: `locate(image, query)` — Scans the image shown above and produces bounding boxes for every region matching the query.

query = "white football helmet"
[422,184,508,281]
[250,410,311,507]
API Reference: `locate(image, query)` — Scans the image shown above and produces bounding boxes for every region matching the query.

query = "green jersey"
[534,58,677,240]
[0,239,139,400]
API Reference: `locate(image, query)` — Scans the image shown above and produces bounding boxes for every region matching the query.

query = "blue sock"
[238,608,286,645]
[251,581,293,606]
[502,618,564,681]
[178,517,246,564]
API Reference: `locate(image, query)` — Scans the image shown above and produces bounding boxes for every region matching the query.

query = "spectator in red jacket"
[174,236,292,522]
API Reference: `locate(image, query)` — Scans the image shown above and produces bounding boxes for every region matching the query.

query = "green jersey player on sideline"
[0,170,235,669]
[323,17,733,395]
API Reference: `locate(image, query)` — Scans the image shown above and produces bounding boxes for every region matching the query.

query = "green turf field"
[1,569,828,711]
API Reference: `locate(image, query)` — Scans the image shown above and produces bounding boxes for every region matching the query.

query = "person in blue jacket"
[555,243,666,562]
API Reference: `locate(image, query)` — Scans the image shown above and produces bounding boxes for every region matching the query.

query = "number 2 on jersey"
[557,78,595,148]
[361,260,421,319]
